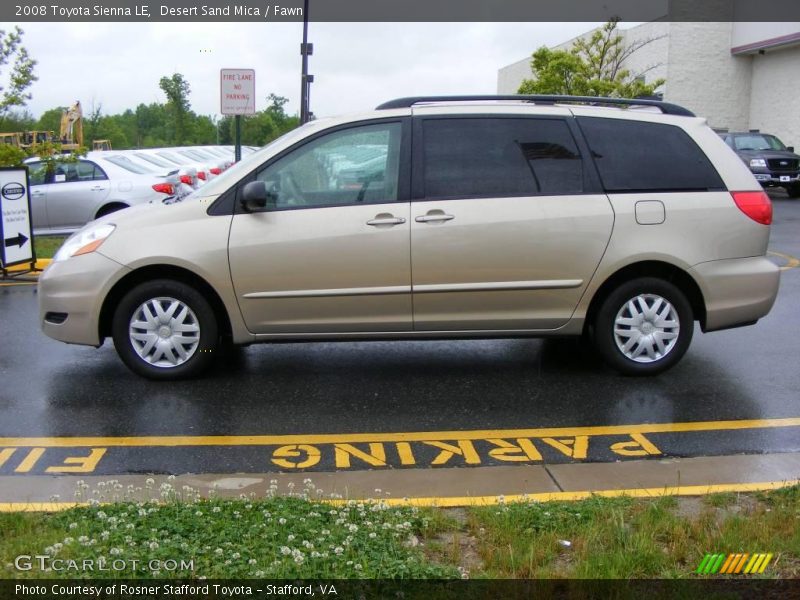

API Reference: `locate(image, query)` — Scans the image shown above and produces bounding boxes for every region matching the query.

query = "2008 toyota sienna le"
[39,95,781,380]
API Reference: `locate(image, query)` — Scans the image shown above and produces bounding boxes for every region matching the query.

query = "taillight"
[197,171,207,180]
[210,167,222,175]
[731,191,772,225]
[152,183,175,195]
[180,175,193,185]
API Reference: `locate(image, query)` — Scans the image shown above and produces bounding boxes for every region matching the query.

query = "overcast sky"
[10,22,610,120]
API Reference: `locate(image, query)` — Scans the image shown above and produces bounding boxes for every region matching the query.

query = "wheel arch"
[584,260,706,334]
[99,265,233,342]
[95,202,130,220]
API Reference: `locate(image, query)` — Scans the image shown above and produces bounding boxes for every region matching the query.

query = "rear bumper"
[38,253,128,346]
[691,256,780,332]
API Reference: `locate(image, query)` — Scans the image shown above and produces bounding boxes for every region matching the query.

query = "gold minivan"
[39,96,780,380]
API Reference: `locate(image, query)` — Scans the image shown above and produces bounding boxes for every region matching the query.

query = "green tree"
[37,107,66,135]
[518,18,665,98]
[158,73,191,144]
[0,27,37,121]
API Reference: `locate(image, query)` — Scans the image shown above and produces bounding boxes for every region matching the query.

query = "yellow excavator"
[59,100,83,150]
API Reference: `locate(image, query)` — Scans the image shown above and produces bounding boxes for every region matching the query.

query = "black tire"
[786,184,800,199]
[594,277,693,376]
[112,279,218,380]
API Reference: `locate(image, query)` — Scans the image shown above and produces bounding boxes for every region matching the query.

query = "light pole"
[300,0,313,124]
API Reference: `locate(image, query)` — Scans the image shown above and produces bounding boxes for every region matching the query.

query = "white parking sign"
[0,167,34,268]
[220,68,256,115]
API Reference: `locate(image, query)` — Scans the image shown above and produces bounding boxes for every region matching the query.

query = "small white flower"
[215,548,224,556]
[149,541,159,550]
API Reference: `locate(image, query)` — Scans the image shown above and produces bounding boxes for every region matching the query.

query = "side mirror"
[240,181,275,212]
[788,146,795,153]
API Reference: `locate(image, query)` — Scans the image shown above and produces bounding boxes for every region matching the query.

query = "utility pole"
[300,0,313,124]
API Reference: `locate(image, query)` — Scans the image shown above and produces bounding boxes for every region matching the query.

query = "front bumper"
[690,256,780,332]
[751,171,799,186]
[38,252,129,346]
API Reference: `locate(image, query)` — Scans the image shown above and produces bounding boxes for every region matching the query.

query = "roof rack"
[375,95,695,117]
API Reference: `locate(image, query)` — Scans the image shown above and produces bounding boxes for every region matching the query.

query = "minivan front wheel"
[112,280,218,380]
[594,278,693,375]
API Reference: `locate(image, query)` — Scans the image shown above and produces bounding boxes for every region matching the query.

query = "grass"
[2,479,457,579]
[2,481,799,579]
[463,488,800,578]
[33,235,66,259]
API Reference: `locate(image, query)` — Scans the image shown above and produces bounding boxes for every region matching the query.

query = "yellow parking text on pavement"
[1,417,799,475]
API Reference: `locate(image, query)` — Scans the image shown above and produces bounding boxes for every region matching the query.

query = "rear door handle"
[366,216,406,226]
[90,186,107,191]
[415,213,454,223]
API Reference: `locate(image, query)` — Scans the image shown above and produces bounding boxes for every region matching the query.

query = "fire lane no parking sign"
[0,167,34,268]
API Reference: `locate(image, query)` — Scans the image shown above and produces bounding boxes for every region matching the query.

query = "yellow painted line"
[2,480,797,512]
[768,250,800,271]
[0,281,37,286]
[2,417,800,448]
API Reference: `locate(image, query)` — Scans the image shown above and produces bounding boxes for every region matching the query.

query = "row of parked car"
[26,145,257,235]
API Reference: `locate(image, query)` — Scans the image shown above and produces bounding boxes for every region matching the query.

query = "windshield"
[103,155,156,174]
[156,151,190,165]
[134,152,174,168]
[734,134,787,151]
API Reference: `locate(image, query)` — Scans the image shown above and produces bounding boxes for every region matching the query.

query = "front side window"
[27,161,47,186]
[422,118,584,199]
[255,122,402,209]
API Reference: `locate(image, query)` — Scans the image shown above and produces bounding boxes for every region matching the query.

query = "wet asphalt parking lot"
[0,194,798,477]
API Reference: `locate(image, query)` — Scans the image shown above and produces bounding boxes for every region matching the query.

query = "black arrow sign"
[4,233,28,248]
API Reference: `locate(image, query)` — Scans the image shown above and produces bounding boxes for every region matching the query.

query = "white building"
[498,22,800,148]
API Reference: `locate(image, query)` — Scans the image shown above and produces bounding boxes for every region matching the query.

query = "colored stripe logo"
[696,552,773,574]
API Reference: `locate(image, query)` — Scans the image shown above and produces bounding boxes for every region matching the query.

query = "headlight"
[749,159,767,168]
[53,224,116,262]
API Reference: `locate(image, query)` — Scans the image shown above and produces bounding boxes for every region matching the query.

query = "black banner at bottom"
[3,579,800,600]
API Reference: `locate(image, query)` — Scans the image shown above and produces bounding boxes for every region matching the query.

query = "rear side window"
[422,118,583,199]
[577,117,725,192]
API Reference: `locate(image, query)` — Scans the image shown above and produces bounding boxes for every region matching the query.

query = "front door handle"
[415,213,454,223]
[366,216,406,226]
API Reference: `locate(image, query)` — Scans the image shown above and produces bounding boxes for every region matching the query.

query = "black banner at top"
[5,0,800,22]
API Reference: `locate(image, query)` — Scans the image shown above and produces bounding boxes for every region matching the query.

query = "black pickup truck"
[720,131,800,198]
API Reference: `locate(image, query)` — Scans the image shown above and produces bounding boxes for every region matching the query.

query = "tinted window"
[578,117,724,192]
[422,118,583,198]
[255,122,402,210]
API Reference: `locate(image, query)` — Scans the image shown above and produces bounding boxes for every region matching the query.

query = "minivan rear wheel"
[112,280,218,380]
[594,277,693,376]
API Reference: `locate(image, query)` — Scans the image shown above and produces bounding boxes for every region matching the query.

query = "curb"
[2,258,51,274]
[1,452,799,511]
